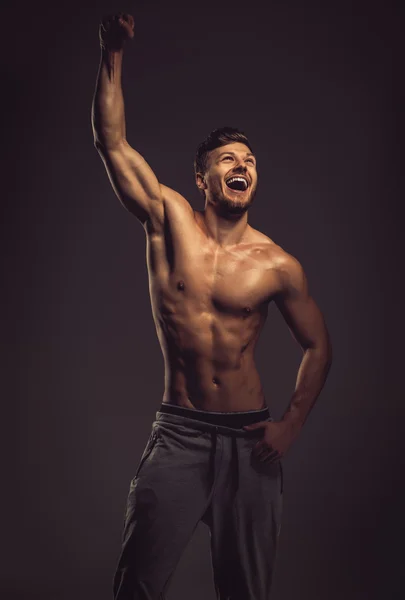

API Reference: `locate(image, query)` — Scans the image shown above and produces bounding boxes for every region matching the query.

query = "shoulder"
[248,228,306,294]
[270,247,307,297]
[248,228,299,269]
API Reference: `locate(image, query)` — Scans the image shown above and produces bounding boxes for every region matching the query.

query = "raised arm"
[91,13,164,228]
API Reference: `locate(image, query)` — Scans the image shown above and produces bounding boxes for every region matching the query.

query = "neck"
[201,202,249,247]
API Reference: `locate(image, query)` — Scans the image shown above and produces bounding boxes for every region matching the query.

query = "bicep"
[274,256,329,351]
[96,139,164,225]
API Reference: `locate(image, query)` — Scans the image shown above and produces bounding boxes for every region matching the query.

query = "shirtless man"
[92,13,332,600]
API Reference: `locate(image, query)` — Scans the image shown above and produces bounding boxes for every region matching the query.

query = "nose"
[234,160,248,172]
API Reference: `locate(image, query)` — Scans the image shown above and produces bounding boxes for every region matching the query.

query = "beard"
[215,186,257,217]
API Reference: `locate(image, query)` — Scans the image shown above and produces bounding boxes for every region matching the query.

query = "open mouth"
[225,176,249,192]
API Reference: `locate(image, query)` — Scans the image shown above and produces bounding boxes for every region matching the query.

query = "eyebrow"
[217,151,256,159]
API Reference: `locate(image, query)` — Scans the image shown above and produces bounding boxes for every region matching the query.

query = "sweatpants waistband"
[157,402,272,430]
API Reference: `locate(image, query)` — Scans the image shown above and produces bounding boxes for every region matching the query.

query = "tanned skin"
[92,13,333,464]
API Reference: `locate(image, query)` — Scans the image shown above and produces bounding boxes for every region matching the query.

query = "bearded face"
[196,142,258,217]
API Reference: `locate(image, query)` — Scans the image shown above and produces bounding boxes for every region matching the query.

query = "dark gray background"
[2,0,403,598]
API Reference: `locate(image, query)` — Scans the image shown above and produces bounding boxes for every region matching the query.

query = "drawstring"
[232,435,240,494]
[210,431,217,489]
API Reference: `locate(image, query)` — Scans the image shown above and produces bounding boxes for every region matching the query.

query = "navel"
[212,377,220,386]
[243,306,251,316]
[177,280,185,291]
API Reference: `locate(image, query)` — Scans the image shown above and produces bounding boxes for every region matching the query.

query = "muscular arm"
[91,14,164,228]
[274,253,333,428]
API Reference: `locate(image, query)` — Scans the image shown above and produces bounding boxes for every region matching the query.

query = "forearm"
[92,48,126,149]
[281,345,333,429]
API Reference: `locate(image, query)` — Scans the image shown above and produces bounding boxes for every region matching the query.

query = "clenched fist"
[99,13,134,51]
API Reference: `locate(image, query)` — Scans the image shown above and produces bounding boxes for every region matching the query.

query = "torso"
[144,192,286,412]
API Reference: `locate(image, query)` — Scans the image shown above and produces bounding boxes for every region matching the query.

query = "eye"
[246,158,255,165]
[222,156,233,161]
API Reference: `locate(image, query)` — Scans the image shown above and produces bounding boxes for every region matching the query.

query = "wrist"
[101,45,124,56]
[281,408,304,431]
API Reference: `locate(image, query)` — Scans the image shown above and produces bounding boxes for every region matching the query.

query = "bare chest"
[146,212,280,318]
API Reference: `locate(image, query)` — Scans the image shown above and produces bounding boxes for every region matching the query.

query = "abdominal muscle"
[163,359,266,412]
[155,306,268,412]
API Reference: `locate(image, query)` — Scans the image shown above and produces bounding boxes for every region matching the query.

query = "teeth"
[226,176,248,189]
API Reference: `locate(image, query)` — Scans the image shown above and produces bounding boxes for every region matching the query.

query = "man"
[92,12,332,600]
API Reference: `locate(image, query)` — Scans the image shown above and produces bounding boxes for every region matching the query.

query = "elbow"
[93,135,105,152]
[305,338,333,368]
[92,118,102,149]
[316,327,333,368]
[93,136,124,154]
[94,139,100,151]
[93,137,113,157]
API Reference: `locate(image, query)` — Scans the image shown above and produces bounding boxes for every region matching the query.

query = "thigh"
[235,435,283,536]
[123,425,211,539]
[114,423,213,599]
[207,436,283,600]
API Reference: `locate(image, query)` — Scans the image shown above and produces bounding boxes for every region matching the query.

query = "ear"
[196,172,207,191]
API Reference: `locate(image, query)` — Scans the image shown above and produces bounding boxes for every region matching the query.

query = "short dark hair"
[194,126,254,177]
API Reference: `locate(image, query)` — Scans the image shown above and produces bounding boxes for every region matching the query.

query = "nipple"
[177,280,185,291]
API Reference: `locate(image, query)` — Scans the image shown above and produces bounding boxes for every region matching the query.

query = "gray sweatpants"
[113,403,283,600]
